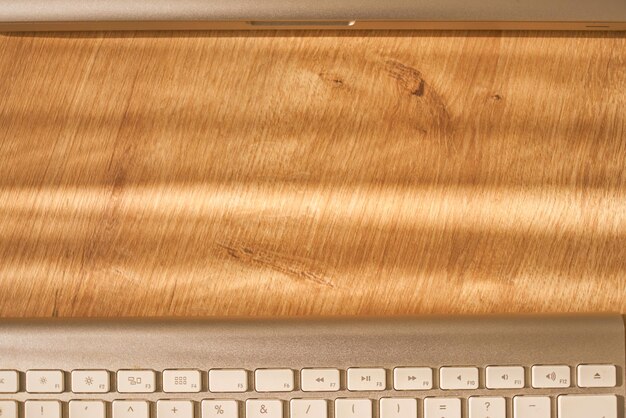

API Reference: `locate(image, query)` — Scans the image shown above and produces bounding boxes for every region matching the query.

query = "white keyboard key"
[514,396,551,418]
[0,371,19,393]
[255,369,294,392]
[469,397,506,418]
[113,400,150,418]
[26,370,64,393]
[393,367,433,390]
[291,399,328,418]
[301,369,340,392]
[162,369,201,393]
[117,370,156,393]
[69,400,106,418]
[532,365,570,388]
[440,367,479,390]
[157,400,194,418]
[247,399,283,418]
[346,368,386,391]
[335,399,372,418]
[380,398,418,418]
[424,398,461,418]
[209,369,248,393]
[25,400,62,418]
[558,395,617,418]
[485,366,525,389]
[0,401,18,418]
[201,400,239,418]
[71,370,110,393]
[576,365,616,388]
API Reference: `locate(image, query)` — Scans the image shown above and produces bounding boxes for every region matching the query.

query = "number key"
[335,399,372,418]
[0,401,18,418]
[513,396,550,418]
[469,397,506,418]
[201,400,239,418]
[69,400,106,418]
[246,400,283,418]
[112,401,150,418]
[156,400,194,418]
[424,398,461,418]
[291,399,328,418]
[25,401,62,418]
[380,398,417,418]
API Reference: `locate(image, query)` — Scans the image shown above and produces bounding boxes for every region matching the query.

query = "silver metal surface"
[0,0,626,31]
[0,315,624,417]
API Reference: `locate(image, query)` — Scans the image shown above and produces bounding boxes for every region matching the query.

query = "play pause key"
[347,368,386,391]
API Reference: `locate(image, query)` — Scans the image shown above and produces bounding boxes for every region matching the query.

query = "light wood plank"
[0,31,624,317]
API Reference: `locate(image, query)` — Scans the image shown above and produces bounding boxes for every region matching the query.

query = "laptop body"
[1,0,625,32]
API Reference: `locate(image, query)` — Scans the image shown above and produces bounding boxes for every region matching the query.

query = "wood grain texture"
[0,31,625,317]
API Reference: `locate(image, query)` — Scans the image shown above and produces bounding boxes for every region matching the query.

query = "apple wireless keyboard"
[0,315,624,418]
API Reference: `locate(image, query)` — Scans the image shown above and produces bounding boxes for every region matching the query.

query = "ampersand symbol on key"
[260,405,268,414]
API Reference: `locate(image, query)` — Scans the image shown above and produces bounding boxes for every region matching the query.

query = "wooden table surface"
[0,31,624,318]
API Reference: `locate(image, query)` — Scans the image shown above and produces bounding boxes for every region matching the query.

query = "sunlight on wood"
[0,30,624,317]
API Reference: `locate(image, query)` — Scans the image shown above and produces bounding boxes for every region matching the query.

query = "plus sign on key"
[157,401,194,418]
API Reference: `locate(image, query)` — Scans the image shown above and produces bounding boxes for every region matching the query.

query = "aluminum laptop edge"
[0,0,626,32]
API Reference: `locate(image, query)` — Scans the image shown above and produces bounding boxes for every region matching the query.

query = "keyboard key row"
[0,396,617,418]
[0,364,617,394]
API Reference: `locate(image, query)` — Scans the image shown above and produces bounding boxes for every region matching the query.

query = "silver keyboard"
[0,315,624,418]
